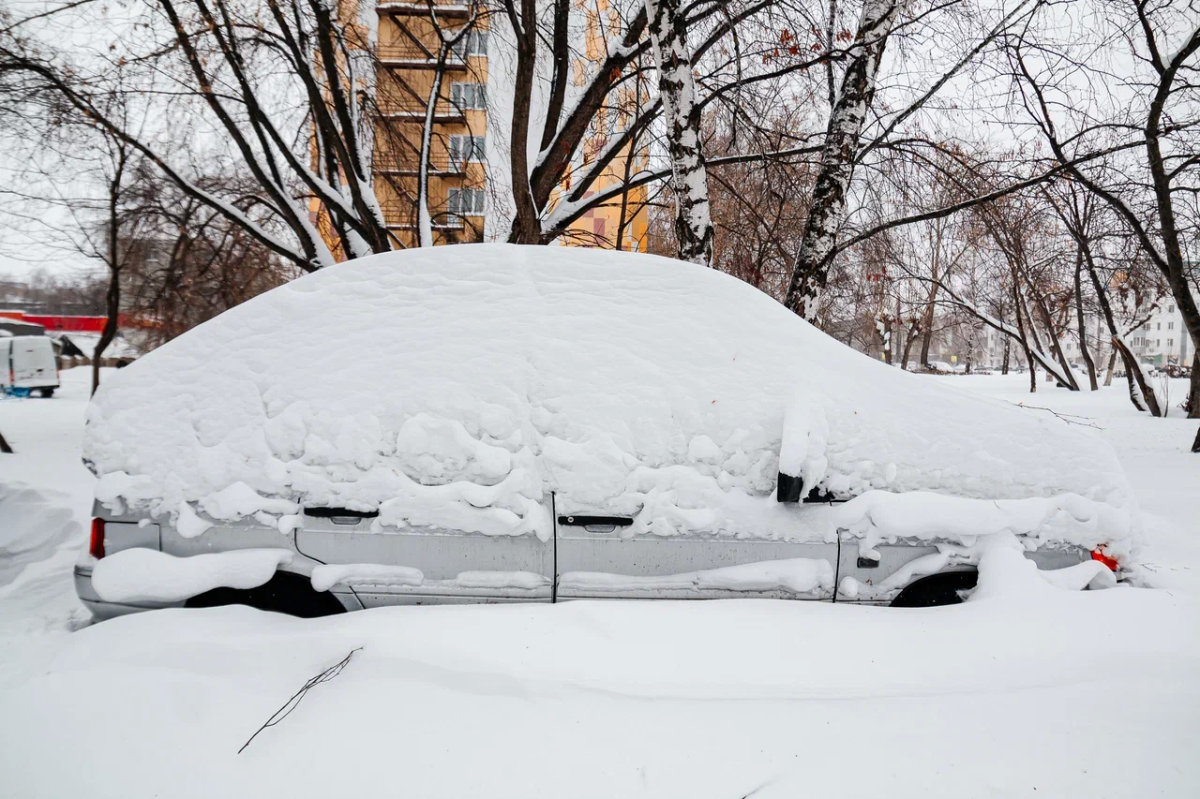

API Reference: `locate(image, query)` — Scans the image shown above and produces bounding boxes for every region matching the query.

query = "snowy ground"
[0,367,1197,798]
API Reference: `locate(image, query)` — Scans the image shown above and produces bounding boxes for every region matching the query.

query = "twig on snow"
[238,647,363,754]
[1012,403,1103,430]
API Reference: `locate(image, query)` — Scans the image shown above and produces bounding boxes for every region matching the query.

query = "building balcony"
[377,43,468,70]
[375,151,468,176]
[376,0,473,19]
[380,202,465,230]
[381,99,467,125]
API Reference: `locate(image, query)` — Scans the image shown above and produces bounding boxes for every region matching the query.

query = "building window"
[1157,322,1161,330]
[1169,305,1175,312]
[452,29,488,58]
[449,134,486,164]
[1168,321,1173,329]
[1168,338,1173,348]
[448,187,486,218]
[450,83,486,110]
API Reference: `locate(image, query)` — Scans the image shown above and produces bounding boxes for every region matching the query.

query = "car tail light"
[1091,548,1118,571]
[89,518,106,559]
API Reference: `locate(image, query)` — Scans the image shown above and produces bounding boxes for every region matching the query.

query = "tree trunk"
[785,0,905,320]
[1013,284,1035,393]
[1187,351,1199,419]
[1103,350,1115,386]
[1143,49,1200,422]
[1021,279,1078,390]
[1079,235,1162,415]
[505,0,542,244]
[646,0,714,265]
[1073,249,1098,390]
[94,150,126,396]
[1002,338,1010,375]
[917,273,939,368]
[93,263,120,396]
[1113,336,1162,417]
[900,319,919,370]
[417,51,451,248]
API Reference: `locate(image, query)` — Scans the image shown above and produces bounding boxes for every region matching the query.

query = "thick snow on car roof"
[84,245,1133,546]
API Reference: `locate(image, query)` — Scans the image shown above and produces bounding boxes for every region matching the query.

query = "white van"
[0,335,59,397]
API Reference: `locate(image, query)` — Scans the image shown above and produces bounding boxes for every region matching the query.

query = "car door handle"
[304,507,379,525]
[558,515,634,529]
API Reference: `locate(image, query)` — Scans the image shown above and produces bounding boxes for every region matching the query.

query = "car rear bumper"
[74,565,182,620]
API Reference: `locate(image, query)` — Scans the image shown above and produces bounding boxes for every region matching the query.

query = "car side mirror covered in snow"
[776,472,804,503]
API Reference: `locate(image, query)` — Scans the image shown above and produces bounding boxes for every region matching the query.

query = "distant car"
[75,246,1131,618]
[924,360,964,374]
[0,335,58,397]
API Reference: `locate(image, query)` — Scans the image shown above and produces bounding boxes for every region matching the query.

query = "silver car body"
[75,497,1088,619]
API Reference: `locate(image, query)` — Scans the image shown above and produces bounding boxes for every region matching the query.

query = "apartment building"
[369,0,648,250]
[1129,300,1193,368]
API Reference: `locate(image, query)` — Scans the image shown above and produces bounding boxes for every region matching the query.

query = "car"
[76,245,1132,618]
[0,334,59,397]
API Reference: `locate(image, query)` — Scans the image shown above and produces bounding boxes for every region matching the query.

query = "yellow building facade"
[367,0,648,251]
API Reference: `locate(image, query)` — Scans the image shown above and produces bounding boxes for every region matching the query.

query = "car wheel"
[185,571,346,617]
[38,387,55,398]
[890,570,978,607]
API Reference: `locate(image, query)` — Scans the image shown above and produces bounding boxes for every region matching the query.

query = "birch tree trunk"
[646,0,714,265]
[417,49,451,248]
[786,0,905,320]
[418,11,478,247]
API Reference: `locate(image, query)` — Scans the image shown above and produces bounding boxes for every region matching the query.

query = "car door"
[554,503,837,601]
[14,338,54,386]
[295,506,554,605]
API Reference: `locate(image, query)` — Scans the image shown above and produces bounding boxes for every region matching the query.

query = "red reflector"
[1091,548,1118,571]
[89,518,106,559]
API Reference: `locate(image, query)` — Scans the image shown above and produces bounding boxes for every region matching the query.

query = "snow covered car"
[76,245,1133,618]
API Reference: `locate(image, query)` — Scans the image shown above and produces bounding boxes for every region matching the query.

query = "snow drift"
[0,483,80,587]
[83,244,1134,549]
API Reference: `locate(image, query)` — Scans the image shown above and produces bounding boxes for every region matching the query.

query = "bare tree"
[1004,0,1200,445]
[2,0,390,271]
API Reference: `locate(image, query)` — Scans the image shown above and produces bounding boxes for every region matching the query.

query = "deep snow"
[84,246,1134,549]
[1,366,1198,798]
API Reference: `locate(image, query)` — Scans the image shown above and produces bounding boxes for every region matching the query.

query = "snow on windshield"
[84,244,1134,547]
